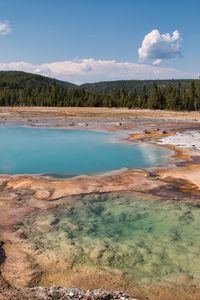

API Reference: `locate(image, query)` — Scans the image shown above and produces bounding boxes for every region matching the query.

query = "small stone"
[69,291,74,297]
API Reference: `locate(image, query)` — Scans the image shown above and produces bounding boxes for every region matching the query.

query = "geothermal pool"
[21,193,200,286]
[0,125,171,176]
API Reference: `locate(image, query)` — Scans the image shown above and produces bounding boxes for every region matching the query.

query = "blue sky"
[0,0,199,83]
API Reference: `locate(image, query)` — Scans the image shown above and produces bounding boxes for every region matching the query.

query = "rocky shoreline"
[0,286,139,300]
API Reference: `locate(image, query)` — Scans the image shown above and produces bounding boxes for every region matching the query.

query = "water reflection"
[0,125,172,175]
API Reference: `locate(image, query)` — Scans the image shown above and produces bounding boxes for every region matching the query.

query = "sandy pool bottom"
[20,192,200,298]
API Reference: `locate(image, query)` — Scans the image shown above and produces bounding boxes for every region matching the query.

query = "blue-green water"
[22,192,200,285]
[0,125,171,176]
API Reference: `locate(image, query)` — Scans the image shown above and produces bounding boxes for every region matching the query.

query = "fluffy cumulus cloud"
[0,20,11,35]
[0,58,195,84]
[138,29,182,64]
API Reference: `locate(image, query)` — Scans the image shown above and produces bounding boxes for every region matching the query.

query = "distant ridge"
[81,79,195,94]
[0,70,195,93]
[0,71,77,89]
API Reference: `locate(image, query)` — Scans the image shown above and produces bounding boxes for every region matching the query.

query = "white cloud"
[0,20,11,35]
[0,58,195,84]
[138,29,182,64]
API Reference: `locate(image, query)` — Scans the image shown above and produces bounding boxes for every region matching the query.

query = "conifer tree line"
[0,78,199,111]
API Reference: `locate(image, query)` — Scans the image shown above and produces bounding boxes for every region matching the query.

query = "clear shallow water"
[0,125,171,176]
[22,193,200,285]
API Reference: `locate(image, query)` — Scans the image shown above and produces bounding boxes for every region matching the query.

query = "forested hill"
[0,71,76,89]
[0,71,199,110]
[81,79,196,94]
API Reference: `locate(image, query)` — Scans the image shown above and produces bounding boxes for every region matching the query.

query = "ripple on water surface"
[22,193,200,285]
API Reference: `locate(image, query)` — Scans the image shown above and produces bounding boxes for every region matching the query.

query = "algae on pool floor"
[21,192,200,286]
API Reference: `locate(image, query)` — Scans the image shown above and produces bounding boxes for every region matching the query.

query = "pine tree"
[148,83,160,109]
[141,85,148,108]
